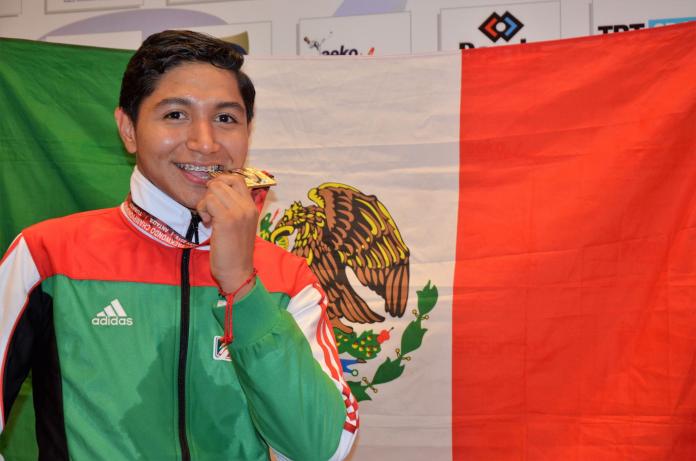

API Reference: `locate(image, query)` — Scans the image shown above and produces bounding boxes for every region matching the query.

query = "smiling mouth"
[175,163,223,173]
[174,163,223,185]
[174,163,223,184]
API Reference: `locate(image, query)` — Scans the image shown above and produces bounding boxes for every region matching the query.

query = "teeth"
[176,164,222,173]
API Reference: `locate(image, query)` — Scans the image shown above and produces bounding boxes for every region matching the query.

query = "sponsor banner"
[167,0,249,4]
[45,0,142,14]
[183,22,272,55]
[298,12,411,56]
[43,22,270,54]
[45,30,143,49]
[439,1,561,50]
[593,0,696,34]
[0,0,20,17]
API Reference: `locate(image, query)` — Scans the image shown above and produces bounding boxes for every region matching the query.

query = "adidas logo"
[92,299,134,326]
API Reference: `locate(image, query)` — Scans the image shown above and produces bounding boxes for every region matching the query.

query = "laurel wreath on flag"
[336,282,438,401]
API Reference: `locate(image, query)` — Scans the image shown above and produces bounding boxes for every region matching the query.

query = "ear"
[114,107,137,154]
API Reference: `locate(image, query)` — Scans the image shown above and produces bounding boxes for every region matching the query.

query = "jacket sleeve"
[0,235,45,432]
[211,268,358,461]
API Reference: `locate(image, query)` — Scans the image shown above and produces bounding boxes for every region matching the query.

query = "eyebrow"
[154,97,245,112]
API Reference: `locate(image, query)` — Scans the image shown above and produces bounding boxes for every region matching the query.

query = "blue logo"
[478,11,524,43]
[647,16,696,28]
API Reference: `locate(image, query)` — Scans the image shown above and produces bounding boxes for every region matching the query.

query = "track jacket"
[0,168,358,460]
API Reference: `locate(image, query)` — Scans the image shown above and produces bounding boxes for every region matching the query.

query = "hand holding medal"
[196,168,275,297]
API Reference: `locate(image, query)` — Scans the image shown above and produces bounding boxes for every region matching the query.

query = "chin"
[172,194,202,211]
[168,185,206,209]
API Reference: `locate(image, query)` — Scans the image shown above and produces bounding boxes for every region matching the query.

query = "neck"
[129,166,212,243]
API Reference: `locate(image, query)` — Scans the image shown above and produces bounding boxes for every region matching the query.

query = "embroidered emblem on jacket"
[213,336,232,362]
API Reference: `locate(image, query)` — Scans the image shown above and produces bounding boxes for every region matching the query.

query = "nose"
[186,119,220,155]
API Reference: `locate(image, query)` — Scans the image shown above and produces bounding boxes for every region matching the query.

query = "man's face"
[116,62,251,209]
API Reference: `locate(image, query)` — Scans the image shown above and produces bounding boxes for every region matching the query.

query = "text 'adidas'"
[92,299,134,326]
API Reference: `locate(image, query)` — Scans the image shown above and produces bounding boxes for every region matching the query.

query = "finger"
[207,172,249,192]
[200,189,257,227]
[206,179,253,211]
[195,200,213,225]
[199,191,233,219]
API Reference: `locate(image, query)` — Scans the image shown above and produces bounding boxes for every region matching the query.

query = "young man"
[0,30,358,460]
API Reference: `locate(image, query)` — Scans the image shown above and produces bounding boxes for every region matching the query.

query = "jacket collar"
[129,166,212,244]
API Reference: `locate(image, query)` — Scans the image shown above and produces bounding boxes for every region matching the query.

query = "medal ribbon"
[122,195,206,249]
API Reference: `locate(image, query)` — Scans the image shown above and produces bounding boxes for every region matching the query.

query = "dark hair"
[119,30,255,123]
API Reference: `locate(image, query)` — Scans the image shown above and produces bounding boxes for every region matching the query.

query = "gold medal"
[209,167,277,189]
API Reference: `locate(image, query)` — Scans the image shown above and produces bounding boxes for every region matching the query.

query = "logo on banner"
[478,11,524,42]
[303,34,331,52]
[597,16,696,34]
[303,34,376,56]
[460,10,527,49]
[648,16,696,27]
[262,183,439,402]
[596,23,645,34]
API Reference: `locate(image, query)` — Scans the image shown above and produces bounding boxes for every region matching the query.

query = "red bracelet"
[219,268,258,344]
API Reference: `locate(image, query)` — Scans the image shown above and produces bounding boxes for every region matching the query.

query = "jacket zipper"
[178,214,200,461]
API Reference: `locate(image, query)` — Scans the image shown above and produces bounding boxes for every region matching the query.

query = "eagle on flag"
[270,183,410,333]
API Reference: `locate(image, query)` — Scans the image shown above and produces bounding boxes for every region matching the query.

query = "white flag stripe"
[110,299,127,317]
[248,52,461,460]
[247,53,461,150]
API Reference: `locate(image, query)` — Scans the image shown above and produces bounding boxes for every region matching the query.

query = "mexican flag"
[1,21,696,460]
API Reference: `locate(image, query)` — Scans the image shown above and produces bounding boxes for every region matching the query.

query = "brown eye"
[164,111,184,120]
[216,113,237,124]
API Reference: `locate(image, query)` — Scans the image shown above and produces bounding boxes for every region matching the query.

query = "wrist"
[215,266,255,295]
[227,276,256,300]
[218,268,258,344]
